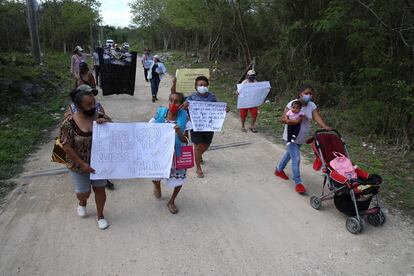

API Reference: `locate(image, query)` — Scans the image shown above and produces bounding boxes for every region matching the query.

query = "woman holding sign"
[59,89,112,230]
[182,76,229,178]
[64,85,116,191]
[238,70,259,133]
[150,92,190,214]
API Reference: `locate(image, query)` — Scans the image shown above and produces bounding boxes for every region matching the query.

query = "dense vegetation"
[129,0,414,150]
[0,52,72,200]
[0,0,132,53]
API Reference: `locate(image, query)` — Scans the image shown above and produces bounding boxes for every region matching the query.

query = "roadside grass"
[0,52,72,199]
[163,50,414,215]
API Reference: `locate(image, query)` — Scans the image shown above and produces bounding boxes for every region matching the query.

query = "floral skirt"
[153,166,187,188]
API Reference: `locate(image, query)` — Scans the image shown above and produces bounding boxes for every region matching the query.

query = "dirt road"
[0,65,413,276]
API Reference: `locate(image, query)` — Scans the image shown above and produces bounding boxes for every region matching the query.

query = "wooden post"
[237,57,256,84]
[26,0,41,64]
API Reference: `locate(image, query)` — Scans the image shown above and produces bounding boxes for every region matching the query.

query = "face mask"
[169,103,179,113]
[302,94,312,103]
[197,86,209,94]
[248,76,256,82]
[83,108,96,117]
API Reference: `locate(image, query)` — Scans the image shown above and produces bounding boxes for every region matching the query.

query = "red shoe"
[275,169,289,180]
[295,184,306,194]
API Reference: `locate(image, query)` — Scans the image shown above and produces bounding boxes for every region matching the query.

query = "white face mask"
[197,86,209,94]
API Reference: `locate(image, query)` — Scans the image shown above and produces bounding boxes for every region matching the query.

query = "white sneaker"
[77,204,87,218]
[97,218,109,230]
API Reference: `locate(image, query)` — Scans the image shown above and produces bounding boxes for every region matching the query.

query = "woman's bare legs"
[93,186,106,220]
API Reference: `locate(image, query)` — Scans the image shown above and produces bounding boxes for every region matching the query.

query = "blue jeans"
[150,77,160,97]
[277,143,302,184]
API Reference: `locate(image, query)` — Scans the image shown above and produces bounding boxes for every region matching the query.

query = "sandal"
[196,170,204,178]
[241,127,247,132]
[249,127,258,133]
[167,203,178,214]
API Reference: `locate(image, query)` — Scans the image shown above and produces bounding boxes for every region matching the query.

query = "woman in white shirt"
[147,55,167,103]
[274,84,332,194]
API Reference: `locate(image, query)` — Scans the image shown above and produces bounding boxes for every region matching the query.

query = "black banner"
[98,47,137,96]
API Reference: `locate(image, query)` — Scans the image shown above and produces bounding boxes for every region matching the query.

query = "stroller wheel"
[368,211,386,226]
[310,196,322,210]
[379,211,386,225]
[346,217,363,234]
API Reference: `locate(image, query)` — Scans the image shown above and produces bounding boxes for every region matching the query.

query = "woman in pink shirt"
[70,46,87,78]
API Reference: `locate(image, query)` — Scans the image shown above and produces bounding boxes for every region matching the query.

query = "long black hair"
[297,83,314,93]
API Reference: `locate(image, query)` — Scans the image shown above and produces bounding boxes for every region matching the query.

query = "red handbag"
[174,144,194,169]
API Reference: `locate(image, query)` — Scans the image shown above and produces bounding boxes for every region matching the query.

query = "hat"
[76,84,93,93]
[74,46,84,52]
[153,55,160,59]
[247,69,256,76]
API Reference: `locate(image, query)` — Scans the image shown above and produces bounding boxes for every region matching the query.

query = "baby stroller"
[308,129,386,234]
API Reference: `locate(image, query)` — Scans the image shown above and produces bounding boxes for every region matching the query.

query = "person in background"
[147,55,167,103]
[64,85,115,191]
[238,69,259,133]
[181,76,229,178]
[141,48,153,82]
[274,84,332,194]
[92,47,101,87]
[59,88,112,229]
[76,62,97,93]
[70,46,87,78]
[150,92,190,214]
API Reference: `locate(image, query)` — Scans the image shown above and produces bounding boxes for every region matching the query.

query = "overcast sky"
[100,0,133,27]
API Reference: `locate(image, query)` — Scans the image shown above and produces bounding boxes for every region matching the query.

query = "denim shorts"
[68,171,107,193]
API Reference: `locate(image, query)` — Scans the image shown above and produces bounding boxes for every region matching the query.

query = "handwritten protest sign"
[188,101,227,132]
[90,122,175,180]
[236,81,271,109]
[176,68,210,94]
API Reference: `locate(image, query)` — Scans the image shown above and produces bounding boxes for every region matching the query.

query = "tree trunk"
[195,31,199,57]
[208,31,212,61]
[184,37,188,57]
[5,20,10,52]
[89,23,94,54]
[231,0,251,65]
[163,34,171,51]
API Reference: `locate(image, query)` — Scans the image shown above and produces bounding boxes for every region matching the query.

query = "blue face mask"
[302,94,312,103]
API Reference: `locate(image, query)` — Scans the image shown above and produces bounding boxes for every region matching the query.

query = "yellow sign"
[175,68,210,94]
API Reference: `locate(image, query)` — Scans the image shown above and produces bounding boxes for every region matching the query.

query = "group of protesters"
[62,46,331,230]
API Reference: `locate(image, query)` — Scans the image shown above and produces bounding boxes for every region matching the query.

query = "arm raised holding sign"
[237,70,270,133]
[181,76,230,178]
